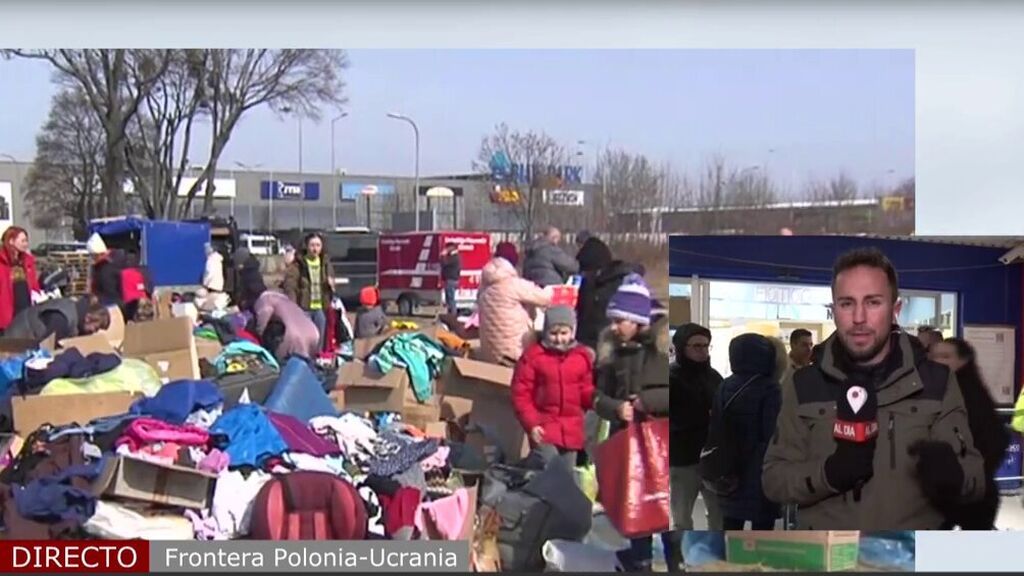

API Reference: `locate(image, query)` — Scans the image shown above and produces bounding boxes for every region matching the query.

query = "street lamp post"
[331,113,349,230]
[387,113,420,232]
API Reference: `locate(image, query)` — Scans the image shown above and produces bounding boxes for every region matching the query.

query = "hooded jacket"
[203,251,225,292]
[575,236,613,275]
[233,249,267,311]
[522,239,579,288]
[716,333,782,522]
[253,291,320,361]
[669,324,723,467]
[0,248,40,331]
[2,298,87,342]
[576,260,638,350]
[762,329,986,530]
[511,341,596,451]
[594,314,671,434]
[476,257,551,365]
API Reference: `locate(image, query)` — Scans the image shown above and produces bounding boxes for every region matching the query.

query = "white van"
[241,233,281,256]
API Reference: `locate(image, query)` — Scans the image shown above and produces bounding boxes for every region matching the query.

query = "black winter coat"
[576,260,636,349]
[670,324,723,467]
[716,333,782,523]
[235,256,267,312]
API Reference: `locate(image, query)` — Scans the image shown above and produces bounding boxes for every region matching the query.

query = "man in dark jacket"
[3,297,111,342]
[716,333,782,530]
[573,235,639,349]
[440,242,462,316]
[670,323,724,531]
[232,248,267,312]
[763,248,985,529]
[522,227,579,287]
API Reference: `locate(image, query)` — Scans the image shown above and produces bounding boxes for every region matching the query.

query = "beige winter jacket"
[476,257,551,366]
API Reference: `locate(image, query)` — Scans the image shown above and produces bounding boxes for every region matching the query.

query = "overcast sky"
[0,49,913,194]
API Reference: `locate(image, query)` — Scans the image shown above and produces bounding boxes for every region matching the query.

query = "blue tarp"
[88,218,210,287]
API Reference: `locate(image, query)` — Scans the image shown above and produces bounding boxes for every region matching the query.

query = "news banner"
[0,541,469,573]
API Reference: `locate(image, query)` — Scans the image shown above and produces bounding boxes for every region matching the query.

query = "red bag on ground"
[595,417,671,538]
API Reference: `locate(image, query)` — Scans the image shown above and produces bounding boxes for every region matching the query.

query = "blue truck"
[88,217,211,287]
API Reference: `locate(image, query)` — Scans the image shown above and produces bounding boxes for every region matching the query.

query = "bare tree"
[804,172,860,203]
[5,49,171,215]
[186,49,349,215]
[593,149,668,239]
[475,123,571,239]
[22,89,105,239]
[726,168,778,207]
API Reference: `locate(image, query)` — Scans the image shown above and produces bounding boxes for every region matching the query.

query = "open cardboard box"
[122,316,201,382]
[59,332,117,356]
[92,455,217,510]
[11,391,141,435]
[440,357,529,461]
[351,325,440,360]
[725,531,860,572]
[335,360,441,426]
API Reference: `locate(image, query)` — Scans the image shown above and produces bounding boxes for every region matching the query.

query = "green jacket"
[762,331,985,530]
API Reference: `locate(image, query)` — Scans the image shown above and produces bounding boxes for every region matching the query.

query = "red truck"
[377,231,492,316]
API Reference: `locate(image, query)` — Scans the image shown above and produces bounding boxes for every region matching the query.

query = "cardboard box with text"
[725,531,860,572]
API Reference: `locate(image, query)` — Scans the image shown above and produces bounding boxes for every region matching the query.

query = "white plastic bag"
[542,539,623,573]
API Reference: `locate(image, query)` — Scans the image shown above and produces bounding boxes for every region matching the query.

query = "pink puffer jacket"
[476,258,551,365]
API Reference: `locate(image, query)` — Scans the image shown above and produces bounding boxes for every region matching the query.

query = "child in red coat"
[511,305,595,471]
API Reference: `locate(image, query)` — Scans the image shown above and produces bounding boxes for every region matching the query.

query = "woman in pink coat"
[253,290,320,361]
[476,257,552,366]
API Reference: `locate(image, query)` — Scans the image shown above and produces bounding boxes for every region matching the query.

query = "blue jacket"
[131,379,223,425]
[210,404,288,468]
[715,333,782,522]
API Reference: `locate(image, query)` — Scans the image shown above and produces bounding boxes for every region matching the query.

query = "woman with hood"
[574,236,638,349]
[476,256,552,366]
[930,337,1009,529]
[670,323,724,531]
[715,333,783,530]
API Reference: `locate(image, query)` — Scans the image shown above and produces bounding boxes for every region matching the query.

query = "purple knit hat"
[607,273,652,326]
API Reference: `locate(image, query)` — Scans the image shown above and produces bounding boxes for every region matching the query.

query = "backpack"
[480,451,592,572]
[120,268,148,303]
[698,375,757,496]
[249,471,368,540]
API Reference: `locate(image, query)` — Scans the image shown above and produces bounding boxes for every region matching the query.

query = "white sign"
[543,189,585,206]
[963,325,1017,405]
[177,177,237,198]
[0,182,12,238]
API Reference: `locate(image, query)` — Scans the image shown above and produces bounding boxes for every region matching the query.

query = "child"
[511,306,594,472]
[593,273,680,573]
[355,286,387,339]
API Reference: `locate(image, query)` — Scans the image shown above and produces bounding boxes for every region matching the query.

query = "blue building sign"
[340,182,396,201]
[260,181,320,201]
[488,151,583,186]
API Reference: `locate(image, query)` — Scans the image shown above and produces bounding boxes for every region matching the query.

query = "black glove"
[824,438,876,493]
[908,440,964,508]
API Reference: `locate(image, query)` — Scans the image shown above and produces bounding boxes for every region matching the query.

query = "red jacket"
[0,249,40,331]
[511,341,595,451]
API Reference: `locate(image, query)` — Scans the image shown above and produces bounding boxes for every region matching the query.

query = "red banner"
[0,541,148,573]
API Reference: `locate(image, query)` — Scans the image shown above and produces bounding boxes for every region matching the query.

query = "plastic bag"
[682,531,727,567]
[596,417,671,537]
[542,540,623,573]
[859,532,916,572]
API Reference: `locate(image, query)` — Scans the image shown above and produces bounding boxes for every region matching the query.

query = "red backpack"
[249,472,368,540]
[120,268,149,303]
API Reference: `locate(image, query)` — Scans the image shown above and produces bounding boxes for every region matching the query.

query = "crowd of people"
[0,223,673,570]
[670,247,1010,537]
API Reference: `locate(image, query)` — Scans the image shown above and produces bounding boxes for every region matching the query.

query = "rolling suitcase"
[215,366,280,409]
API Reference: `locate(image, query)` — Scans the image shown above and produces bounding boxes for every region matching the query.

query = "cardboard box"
[402,398,441,431]
[441,357,528,461]
[424,421,448,440]
[337,360,410,413]
[725,531,860,572]
[11,391,141,435]
[92,455,217,509]
[0,337,41,360]
[98,305,125,348]
[59,332,117,356]
[352,325,440,360]
[194,338,223,363]
[122,316,200,382]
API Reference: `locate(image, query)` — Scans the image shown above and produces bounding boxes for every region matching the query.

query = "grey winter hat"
[544,306,577,332]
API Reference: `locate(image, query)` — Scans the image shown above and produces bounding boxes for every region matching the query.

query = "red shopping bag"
[595,417,671,538]
[550,285,579,308]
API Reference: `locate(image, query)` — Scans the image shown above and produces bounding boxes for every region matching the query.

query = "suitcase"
[215,367,280,409]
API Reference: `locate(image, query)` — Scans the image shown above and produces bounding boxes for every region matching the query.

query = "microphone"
[833,382,878,501]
